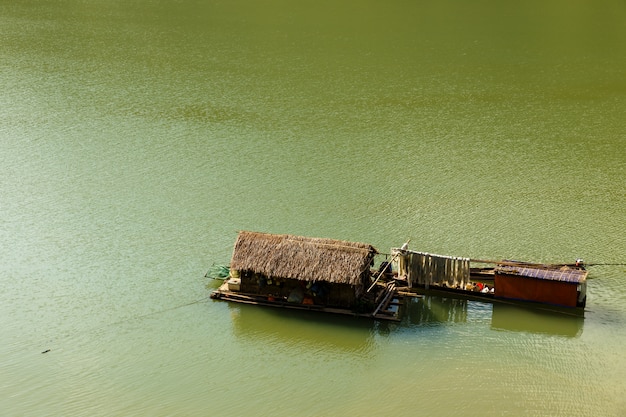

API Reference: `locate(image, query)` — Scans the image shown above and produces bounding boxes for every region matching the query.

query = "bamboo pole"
[366,240,410,293]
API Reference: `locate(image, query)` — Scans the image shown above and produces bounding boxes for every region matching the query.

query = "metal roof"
[495,265,588,284]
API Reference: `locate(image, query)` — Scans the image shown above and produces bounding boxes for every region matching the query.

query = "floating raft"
[209,231,411,321]
[210,280,409,321]
[209,231,587,323]
[393,248,588,310]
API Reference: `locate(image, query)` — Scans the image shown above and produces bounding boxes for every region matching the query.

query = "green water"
[1,0,625,415]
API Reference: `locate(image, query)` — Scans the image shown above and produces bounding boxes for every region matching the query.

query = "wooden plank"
[213,282,411,321]
[372,283,396,317]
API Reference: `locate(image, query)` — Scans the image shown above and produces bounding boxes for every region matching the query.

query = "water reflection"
[405,296,468,325]
[227,303,394,354]
[403,296,584,337]
[491,303,584,338]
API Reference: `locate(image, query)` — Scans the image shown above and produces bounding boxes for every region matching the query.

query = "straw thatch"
[229,231,378,286]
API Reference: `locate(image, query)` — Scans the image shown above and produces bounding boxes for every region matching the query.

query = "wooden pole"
[367,240,410,293]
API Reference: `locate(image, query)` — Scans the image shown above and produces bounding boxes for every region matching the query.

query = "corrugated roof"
[495,264,588,284]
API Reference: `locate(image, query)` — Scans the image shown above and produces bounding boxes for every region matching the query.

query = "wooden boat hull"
[404,283,584,316]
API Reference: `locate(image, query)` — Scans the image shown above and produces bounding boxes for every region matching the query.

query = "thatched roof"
[229,231,378,286]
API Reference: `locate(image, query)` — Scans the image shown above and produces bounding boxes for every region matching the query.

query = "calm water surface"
[1,0,625,416]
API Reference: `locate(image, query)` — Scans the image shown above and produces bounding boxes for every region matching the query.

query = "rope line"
[38,297,209,354]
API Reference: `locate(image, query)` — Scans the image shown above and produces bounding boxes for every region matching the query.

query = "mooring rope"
[107,297,208,325]
[37,297,209,355]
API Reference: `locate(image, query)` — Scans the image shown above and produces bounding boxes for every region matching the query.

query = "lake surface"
[1,0,625,415]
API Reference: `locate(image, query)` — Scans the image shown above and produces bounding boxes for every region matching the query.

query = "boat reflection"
[227,302,393,353]
[226,293,584,345]
[403,296,478,325]
[491,303,584,337]
[403,295,584,337]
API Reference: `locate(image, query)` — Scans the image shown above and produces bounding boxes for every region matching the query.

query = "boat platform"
[210,281,414,322]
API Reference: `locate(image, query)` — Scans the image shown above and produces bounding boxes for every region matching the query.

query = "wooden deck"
[210,281,413,321]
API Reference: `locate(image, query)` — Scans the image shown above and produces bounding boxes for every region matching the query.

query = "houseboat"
[209,232,588,321]
[210,231,405,321]
[391,247,587,311]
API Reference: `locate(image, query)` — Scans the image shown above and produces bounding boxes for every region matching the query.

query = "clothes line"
[392,249,470,289]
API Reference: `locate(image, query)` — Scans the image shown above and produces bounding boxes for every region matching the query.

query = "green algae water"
[1,0,625,415]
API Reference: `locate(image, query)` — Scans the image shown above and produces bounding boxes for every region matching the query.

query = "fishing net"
[205,264,230,280]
